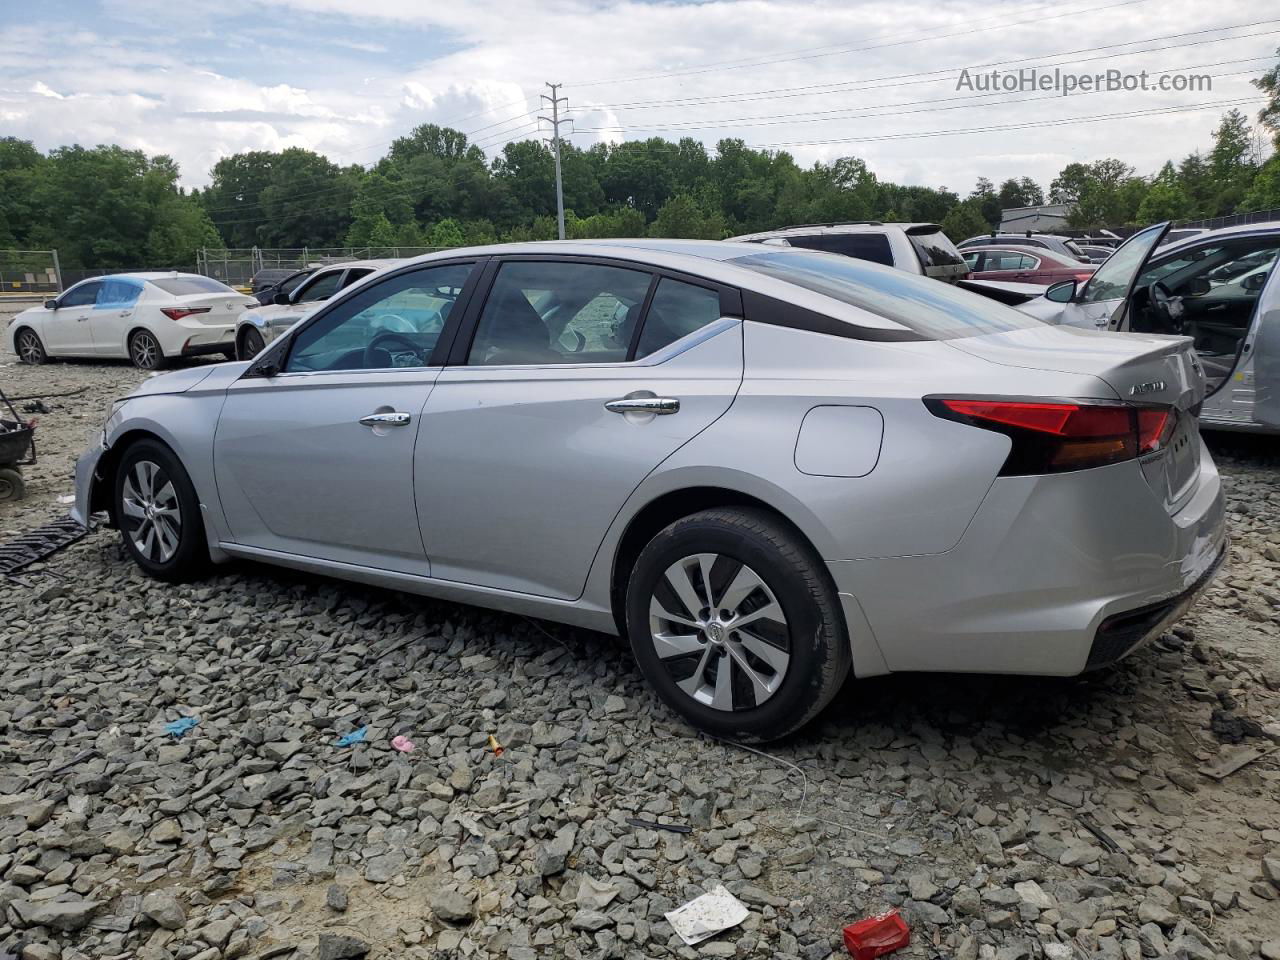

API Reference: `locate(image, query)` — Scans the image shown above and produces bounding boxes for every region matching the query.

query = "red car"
[962,246,1096,285]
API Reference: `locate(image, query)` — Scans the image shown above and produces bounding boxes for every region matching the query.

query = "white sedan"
[7,273,256,369]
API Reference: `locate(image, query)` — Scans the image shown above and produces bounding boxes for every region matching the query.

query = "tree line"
[2,58,1279,270]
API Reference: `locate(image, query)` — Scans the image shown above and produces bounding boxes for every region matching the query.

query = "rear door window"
[635,278,723,358]
[782,233,895,267]
[97,278,143,307]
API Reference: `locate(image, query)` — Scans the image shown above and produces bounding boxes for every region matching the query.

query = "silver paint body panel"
[73,239,1226,679]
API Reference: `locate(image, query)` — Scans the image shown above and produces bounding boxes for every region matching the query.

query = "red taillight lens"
[161,306,211,320]
[927,398,1177,475]
[1073,272,1095,283]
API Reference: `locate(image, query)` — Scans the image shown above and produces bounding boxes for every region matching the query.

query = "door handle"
[605,397,680,415]
[359,412,412,427]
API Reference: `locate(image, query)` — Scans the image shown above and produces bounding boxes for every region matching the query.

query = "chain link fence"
[1176,209,1280,230]
[196,247,447,290]
[0,250,61,296]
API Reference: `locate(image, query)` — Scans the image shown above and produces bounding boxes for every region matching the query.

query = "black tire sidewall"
[129,330,164,370]
[16,329,46,364]
[114,440,206,581]
[242,329,264,360]
[625,510,848,742]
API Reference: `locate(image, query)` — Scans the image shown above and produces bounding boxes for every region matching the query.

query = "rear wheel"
[114,439,207,581]
[238,327,265,361]
[129,329,166,370]
[15,328,46,365]
[625,507,850,742]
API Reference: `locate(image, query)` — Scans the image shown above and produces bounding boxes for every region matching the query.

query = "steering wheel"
[363,331,420,369]
[1149,281,1186,332]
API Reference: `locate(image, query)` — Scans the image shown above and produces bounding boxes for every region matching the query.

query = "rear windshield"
[149,277,235,296]
[906,229,966,268]
[730,249,1043,340]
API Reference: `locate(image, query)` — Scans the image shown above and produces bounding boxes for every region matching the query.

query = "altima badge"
[1129,380,1167,396]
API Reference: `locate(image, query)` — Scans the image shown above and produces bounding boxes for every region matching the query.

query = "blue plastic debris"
[336,726,367,747]
[165,716,199,739]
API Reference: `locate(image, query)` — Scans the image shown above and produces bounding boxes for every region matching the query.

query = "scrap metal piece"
[0,517,91,578]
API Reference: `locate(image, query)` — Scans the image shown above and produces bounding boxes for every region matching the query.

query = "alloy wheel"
[131,332,159,369]
[120,460,182,563]
[647,552,791,712]
[17,331,43,364]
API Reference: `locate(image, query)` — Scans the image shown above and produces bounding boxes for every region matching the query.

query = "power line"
[581,64,1263,136]
[571,18,1280,113]
[743,96,1264,149]
[567,0,1158,87]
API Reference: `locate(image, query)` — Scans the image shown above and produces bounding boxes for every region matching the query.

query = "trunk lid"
[172,292,255,325]
[947,324,1207,511]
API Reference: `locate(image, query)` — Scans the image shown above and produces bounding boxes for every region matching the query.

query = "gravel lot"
[2,355,1279,960]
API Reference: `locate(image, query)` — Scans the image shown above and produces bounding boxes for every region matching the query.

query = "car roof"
[72,271,213,283]
[389,239,924,333]
[310,258,402,271]
[1157,222,1280,254]
[726,223,940,241]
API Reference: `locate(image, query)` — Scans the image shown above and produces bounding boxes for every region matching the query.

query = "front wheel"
[113,439,208,582]
[129,329,166,370]
[625,507,851,742]
[15,328,47,365]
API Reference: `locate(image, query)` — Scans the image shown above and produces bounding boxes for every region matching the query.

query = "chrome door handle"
[605,397,680,415]
[359,412,412,427]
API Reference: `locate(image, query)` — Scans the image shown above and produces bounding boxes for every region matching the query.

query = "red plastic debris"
[843,909,910,960]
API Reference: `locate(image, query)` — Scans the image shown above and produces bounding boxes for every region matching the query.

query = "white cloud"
[0,0,1273,193]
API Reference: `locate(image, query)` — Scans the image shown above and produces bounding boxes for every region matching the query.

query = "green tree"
[1242,156,1280,211]
[1136,162,1192,223]
[427,218,465,248]
[648,194,728,239]
[1255,46,1280,147]
[941,201,991,244]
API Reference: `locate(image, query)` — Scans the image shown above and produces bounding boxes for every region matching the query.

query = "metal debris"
[0,516,91,578]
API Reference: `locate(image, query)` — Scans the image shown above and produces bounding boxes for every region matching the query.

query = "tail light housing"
[161,306,211,320]
[926,398,1176,475]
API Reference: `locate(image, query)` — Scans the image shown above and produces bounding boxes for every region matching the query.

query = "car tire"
[128,329,166,370]
[15,328,47,365]
[238,327,265,361]
[625,507,851,742]
[113,439,208,582]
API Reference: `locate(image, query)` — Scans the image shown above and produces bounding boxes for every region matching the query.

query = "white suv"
[727,222,970,283]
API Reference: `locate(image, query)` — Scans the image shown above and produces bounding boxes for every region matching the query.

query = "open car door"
[1251,269,1280,428]
[1049,222,1170,330]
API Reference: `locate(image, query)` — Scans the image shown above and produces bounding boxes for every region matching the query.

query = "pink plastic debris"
[391,735,416,753]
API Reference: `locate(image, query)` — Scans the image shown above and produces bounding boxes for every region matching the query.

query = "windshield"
[1077,222,1168,305]
[730,249,1043,339]
[150,276,236,296]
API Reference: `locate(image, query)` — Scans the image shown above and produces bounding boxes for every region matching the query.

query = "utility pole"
[539,82,571,240]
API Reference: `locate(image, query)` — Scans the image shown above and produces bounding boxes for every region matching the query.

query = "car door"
[89,277,143,356]
[1053,222,1170,330]
[43,280,103,354]
[212,260,481,574]
[415,257,745,600]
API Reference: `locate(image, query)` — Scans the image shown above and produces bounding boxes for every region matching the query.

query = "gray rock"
[326,883,349,912]
[431,888,476,924]
[318,933,370,960]
[141,890,186,930]
[12,898,101,932]
[570,909,613,931]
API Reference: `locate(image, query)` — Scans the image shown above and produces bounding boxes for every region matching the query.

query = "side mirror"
[1045,279,1077,303]
[1182,277,1213,296]
[44,299,58,310]
[1243,272,1269,293]
[272,291,291,305]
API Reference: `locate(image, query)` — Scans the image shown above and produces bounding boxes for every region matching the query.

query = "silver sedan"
[72,240,1226,741]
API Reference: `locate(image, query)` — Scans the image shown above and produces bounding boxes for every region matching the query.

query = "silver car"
[71,240,1226,741]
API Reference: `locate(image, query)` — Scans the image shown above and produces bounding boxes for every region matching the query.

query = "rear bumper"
[829,440,1227,676]
[180,340,234,357]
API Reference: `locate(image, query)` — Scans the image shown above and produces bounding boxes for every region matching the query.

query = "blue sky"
[1,0,1274,191]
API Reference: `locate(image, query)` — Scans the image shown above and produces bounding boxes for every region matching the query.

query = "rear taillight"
[1073,272,1095,283]
[161,307,211,320]
[926,398,1176,475]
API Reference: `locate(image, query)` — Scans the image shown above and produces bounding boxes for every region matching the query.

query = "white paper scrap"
[664,884,749,946]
